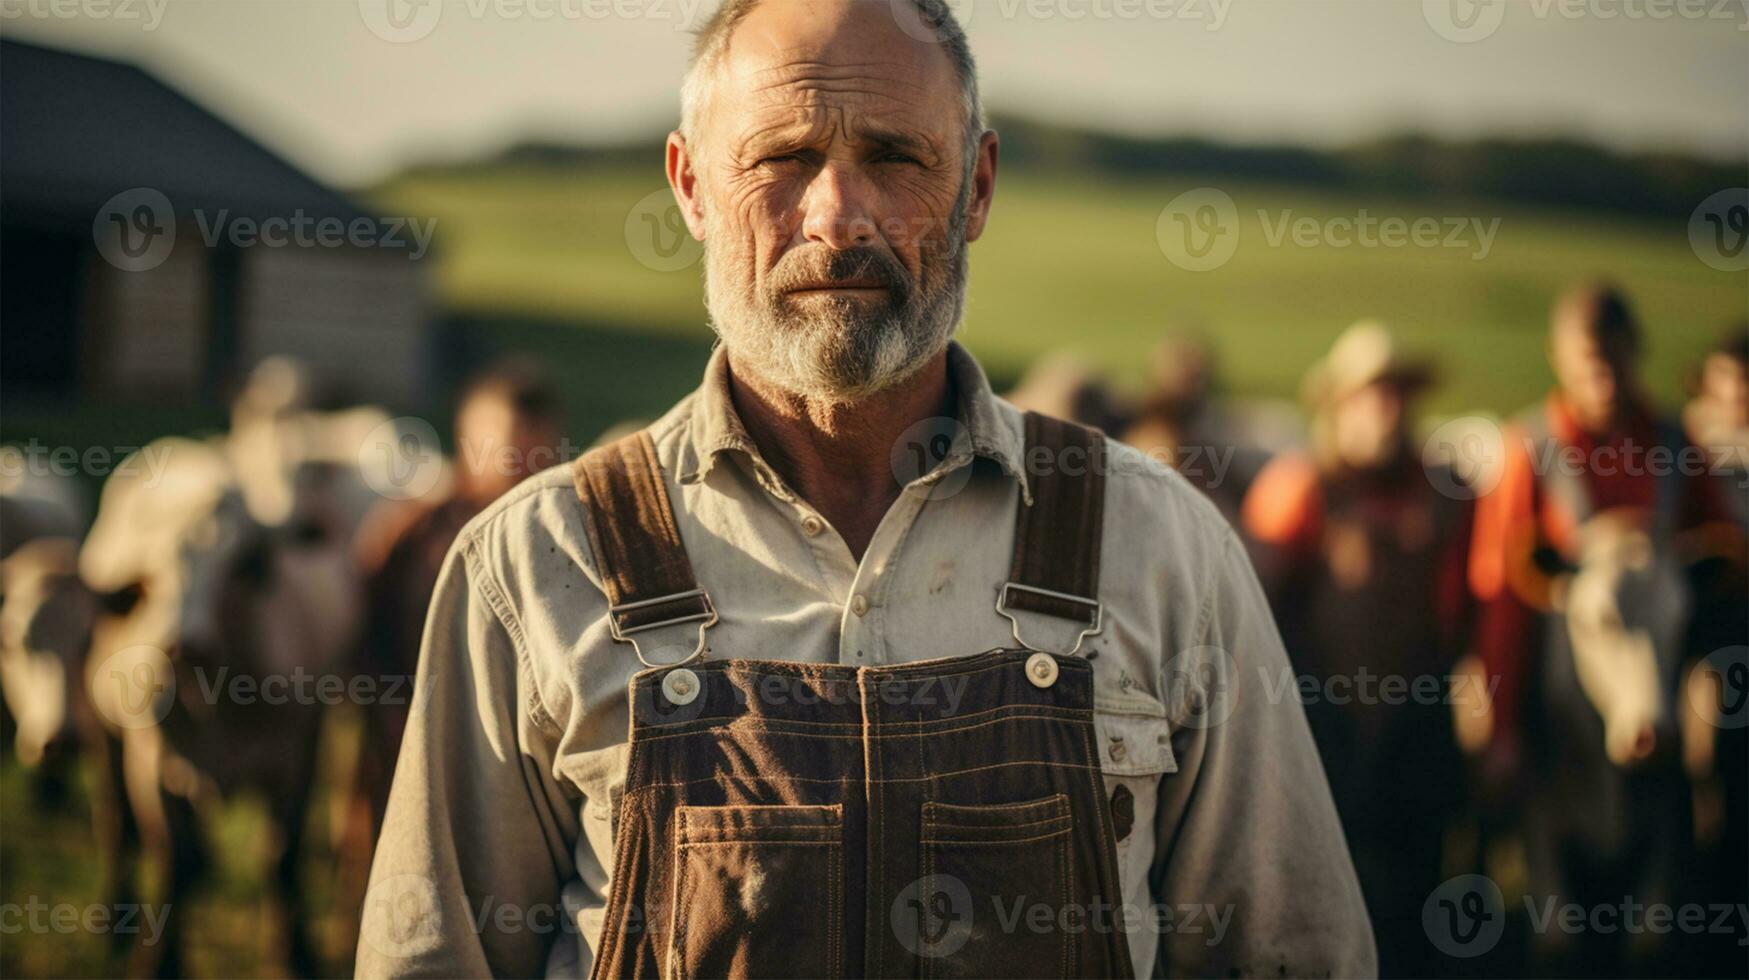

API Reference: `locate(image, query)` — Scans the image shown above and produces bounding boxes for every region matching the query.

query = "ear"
[666,131,708,241]
[961,129,1000,244]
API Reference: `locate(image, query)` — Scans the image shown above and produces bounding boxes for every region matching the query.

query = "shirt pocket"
[1091,702,1174,895]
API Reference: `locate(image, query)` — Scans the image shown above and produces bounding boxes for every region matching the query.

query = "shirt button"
[850,594,870,617]
[801,515,824,537]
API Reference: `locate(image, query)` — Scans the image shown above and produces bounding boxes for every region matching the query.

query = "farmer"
[1467,283,1732,775]
[1241,321,1474,977]
[357,2,1373,977]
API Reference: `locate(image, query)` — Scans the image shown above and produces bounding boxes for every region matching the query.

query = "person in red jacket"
[1466,283,1730,776]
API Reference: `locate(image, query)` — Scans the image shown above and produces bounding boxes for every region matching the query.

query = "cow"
[1519,509,1699,976]
[1,538,98,795]
[77,420,382,976]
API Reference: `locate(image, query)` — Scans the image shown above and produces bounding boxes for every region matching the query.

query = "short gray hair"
[679,0,984,169]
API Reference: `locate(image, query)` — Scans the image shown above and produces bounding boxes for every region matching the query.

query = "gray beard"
[701,197,971,404]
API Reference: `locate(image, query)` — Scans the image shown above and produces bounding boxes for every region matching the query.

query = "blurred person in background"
[1241,321,1475,977]
[1002,349,1129,433]
[1466,284,1734,783]
[351,362,566,831]
[1123,333,1272,525]
[1679,324,1749,975]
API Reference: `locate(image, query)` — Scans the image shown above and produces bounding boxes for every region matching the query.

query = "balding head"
[681,0,981,168]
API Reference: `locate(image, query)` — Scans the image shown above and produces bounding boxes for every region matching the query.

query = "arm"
[1149,528,1376,979]
[1466,431,1541,746]
[1239,453,1323,602]
[356,533,580,978]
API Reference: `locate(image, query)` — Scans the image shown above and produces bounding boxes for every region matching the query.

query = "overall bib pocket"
[919,794,1074,979]
[667,804,845,980]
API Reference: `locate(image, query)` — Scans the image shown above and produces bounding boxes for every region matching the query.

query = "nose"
[1628,723,1657,763]
[800,165,877,250]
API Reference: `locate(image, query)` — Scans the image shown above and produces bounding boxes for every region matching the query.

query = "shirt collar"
[677,341,1031,502]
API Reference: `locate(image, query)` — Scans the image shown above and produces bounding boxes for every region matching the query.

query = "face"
[457,395,564,502]
[1564,521,1689,768]
[1700,353,1748,428]
[1551,320,1634,433]
[668,0,998,401]
[1330,381,1407,470]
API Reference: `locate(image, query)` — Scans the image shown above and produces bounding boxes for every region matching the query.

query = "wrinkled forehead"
[706,1,962,146]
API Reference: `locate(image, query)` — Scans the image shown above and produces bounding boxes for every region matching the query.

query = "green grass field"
[378,166,1746,419]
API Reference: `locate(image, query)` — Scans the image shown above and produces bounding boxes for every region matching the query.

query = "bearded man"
[357,3,1373,977]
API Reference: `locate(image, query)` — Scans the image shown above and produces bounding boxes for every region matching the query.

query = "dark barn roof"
[0,38,372,231]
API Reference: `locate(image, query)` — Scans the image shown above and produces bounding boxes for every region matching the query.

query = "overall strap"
[997,411,1107,654]
[573,430,715,666]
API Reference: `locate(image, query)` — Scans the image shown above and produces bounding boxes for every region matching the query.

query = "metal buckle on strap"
[608,589,717,668]
[996,581,1102,656]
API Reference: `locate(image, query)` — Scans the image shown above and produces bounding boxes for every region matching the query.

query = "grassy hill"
[376,165,1744,424]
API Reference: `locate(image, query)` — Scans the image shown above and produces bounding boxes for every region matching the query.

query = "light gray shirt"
[357,343,1376,979]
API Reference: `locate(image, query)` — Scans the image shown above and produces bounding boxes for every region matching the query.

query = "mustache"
[766,246,912,300]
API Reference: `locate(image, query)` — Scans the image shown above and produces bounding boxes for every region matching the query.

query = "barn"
[0,38,432,408]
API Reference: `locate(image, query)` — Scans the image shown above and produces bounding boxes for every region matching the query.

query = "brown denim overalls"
[576,413,1135,979]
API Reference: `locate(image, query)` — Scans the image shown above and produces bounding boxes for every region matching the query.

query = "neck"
[728,350,955,561]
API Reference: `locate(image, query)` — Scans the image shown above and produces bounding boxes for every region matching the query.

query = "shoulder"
[452,461,602,601]
[1095,429,1250,591]
[1241,452,1322,544]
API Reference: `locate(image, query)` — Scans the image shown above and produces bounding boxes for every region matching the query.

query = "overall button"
[662,667,700,705]
[1025,652,1059,688]
[801,515,824,537]
[850,594,870,617]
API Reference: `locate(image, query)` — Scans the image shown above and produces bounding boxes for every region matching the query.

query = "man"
[1242,322,1472,977]
[1467,284,1729,769]
[358,3,1372,977]
[351,362,566,830]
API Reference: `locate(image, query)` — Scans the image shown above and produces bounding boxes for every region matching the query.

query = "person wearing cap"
[355,2,1374,977]
[1241,320,1475,977]
[1466,284,1733,782]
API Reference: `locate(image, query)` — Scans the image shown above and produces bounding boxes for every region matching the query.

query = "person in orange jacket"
[1243,321,1473,977]
[1466,283,1735,777]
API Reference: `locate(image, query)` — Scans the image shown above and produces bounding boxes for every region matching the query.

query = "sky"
[3,0,1745,188]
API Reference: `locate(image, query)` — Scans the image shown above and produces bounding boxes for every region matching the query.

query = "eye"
[876,151,921,166]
